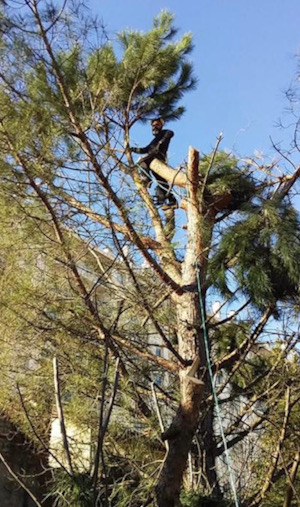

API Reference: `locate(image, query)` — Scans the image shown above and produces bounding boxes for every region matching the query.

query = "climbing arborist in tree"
[130,118,177,207]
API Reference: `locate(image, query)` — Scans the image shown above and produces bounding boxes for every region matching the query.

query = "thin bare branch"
[0,451,43,507]
[283,449,300,507]
[53,356,74,475]
[215,307,273,373]
[151,382,169,452]
[17,385,71,476]
[250,385,291,507]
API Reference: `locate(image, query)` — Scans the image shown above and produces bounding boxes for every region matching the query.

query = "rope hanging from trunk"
[195,263,240,507]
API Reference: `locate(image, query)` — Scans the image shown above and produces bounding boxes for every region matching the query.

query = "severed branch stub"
[185,356,204,385]
[150,158,187,187]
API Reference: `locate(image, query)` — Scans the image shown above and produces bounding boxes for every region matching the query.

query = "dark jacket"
[132,129,174,161]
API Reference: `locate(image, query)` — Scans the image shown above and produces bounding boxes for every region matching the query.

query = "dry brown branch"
[141,291,171,327]
[17,385,71,475]
[111,226,185,366]
[200,133,223,204]
[103,330,178,373]
[58,190,162,251]
[217,333,297,405]
[216,381,280,447]
[215,413,266,457]
[275,164,300,199]
[92,356,120,485]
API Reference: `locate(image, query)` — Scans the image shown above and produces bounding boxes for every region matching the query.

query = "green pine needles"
[209,190,300,312]
[87,11,196,123]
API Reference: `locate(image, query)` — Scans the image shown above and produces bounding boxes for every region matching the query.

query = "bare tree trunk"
[198,404,221,496]
[156,148,214,506]
[156,292,206,507]
[155,403,201,507]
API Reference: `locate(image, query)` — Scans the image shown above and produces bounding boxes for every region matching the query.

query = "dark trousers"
[138,156,169,199]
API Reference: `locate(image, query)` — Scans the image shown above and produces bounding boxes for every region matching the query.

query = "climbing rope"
[195,263,240,507]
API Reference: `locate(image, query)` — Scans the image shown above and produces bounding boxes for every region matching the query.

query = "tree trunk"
[155,292,206,506]
[155,397,202,506]
[198,404,221,496]
[155,148,216,506]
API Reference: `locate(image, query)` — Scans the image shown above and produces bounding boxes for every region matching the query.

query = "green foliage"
[87,11,196,121]
[0,187,168,503]
[47,470,94,507]
[260,479,286,507]
[212,321,251,359]
[181,490,232,506]
[209,196,300,311]
[199,152,256,211]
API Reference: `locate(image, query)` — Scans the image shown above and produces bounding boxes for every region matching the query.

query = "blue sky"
[88,0,300,166]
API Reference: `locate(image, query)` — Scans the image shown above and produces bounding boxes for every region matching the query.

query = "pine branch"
[215,412,266,457]
[214,307,273,373]
[17,385,71,475]
[215,382,280,455]
[199,133,223,205]
[54,187,162,252]
[216,333,297,404]
[111,225,186,366]
[249,386,291,507]
[30,1,182,293]
[105,330,178,373]
[3,118,174,382]
[92,354,120,487]
[151,382,169,451]
[141,291,171,327]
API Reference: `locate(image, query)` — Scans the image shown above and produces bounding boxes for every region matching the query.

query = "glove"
[130,147,141,154]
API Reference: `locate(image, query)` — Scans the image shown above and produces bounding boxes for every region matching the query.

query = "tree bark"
[198,405,221,496]
[155,291,206,506]
[156,148,211,506]
[149,159,187,187]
